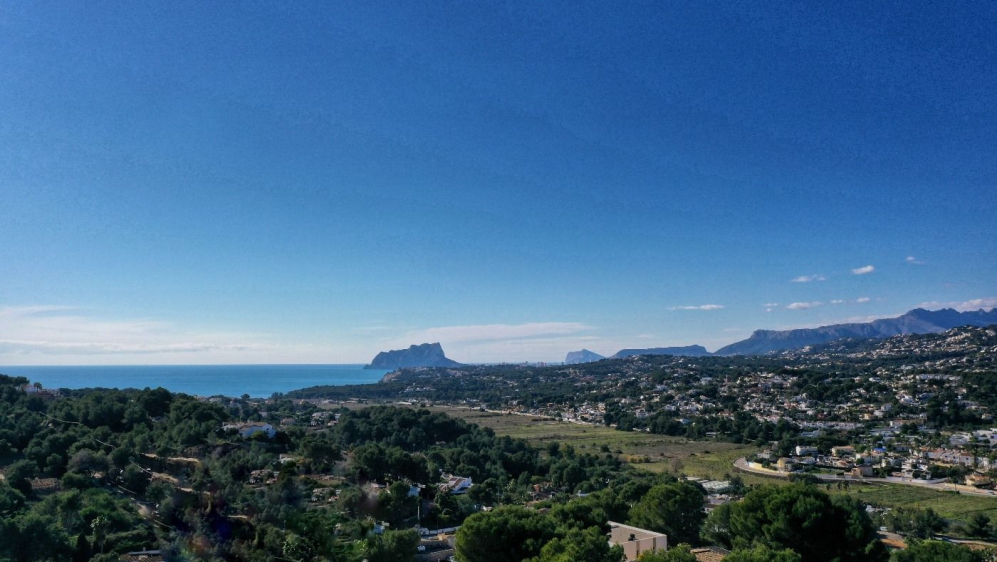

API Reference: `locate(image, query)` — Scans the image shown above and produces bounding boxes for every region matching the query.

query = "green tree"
[455,505,556,562]
[120,464,151,495]
[6,460,39,496]
[90,514,109,554]
[891,540,985,562]
[891,507,948,539]
[636,543,696,561]
[68,449,109,479]
[965,513,991,539]
[725,484,887,562]
[72,532,91,562]
[913,508,946,539]
[702,502,733,548]
[0,479,26,516]
[628,482,706,546]
[528,526,625,562]
[0,512,72,562]
[282,533,315,562]
[378,481,417,526]
[725,545,803,562]
[296,435,340,473]
[364,529,421,562]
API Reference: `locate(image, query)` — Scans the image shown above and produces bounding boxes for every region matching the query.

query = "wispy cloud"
[830,299,844,304]
[791,274,826,283]
[856,297,871,303]
[0,339,269,355]
[0,305,80,318]
[905,256,925,265]
[787,301,823,310]
[852,265,875,275]
[0,305,284,364]
[918,297,997,311]
[668,304,725,311]
[402,322,593,344]
[763,303,779,308]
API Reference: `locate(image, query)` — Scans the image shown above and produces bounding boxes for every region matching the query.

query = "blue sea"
[0,364,389,398]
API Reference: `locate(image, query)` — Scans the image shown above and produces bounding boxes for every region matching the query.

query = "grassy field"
[837,482,997,524]
[418,407,762,482]
[337,403,997,524]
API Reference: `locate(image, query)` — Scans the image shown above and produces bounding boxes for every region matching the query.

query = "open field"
[416,407,763,482]
[332,403,997,524]
[837,482,997,525]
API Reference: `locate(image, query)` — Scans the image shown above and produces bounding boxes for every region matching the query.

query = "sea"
[0,364,390,399]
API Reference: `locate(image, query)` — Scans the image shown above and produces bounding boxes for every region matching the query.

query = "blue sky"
[1,1,995,365]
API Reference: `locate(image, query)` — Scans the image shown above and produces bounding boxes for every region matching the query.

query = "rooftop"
[607,521,667,544]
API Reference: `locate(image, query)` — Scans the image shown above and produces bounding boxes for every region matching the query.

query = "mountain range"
[715,307,997,355]
[564,345,711,363]
[365,343,462,370]
[563,308,997,362]
[611,345,711,359]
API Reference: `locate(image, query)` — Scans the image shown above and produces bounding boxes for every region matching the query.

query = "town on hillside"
[2,325,997,562]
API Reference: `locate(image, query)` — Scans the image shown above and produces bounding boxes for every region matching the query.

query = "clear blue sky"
[1,1,995,365]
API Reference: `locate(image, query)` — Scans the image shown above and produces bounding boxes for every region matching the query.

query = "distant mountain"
[565,349,605,364]
[716,308,997,356]
[610,345,712,359]
[364,343,462,370]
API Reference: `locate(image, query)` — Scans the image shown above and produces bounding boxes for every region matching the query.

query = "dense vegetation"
[2,371,991,562]
[0,374,638,561]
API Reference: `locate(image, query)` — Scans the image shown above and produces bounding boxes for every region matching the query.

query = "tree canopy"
[714,484,887,562]
[890,540,986,562]
[628,481,707,546]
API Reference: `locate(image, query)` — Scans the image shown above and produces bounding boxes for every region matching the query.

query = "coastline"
[0,364,390,399]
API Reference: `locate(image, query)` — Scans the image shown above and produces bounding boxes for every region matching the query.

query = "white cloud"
[918,297,997,311]
[0,305,289,364]
[791,274,826,283]
[852,265,875,275]
[787,302,823,310]
[763,303,780,308]
[905,256,925,265]
[856,297,871,303]
[830,299,844,304]
[668,304,725,311]
[0,339,268,355]
[0,305,79,318]
[401,322,593,345]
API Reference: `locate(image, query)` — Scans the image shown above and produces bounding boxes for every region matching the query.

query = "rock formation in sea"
[364,342,462,369]
[565,349,605,364]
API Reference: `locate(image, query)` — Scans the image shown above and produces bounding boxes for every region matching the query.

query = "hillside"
[610,345,712,359]
[715,308,997,356]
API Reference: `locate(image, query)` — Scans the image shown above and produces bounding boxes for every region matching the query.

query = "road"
[733,458,997,498]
